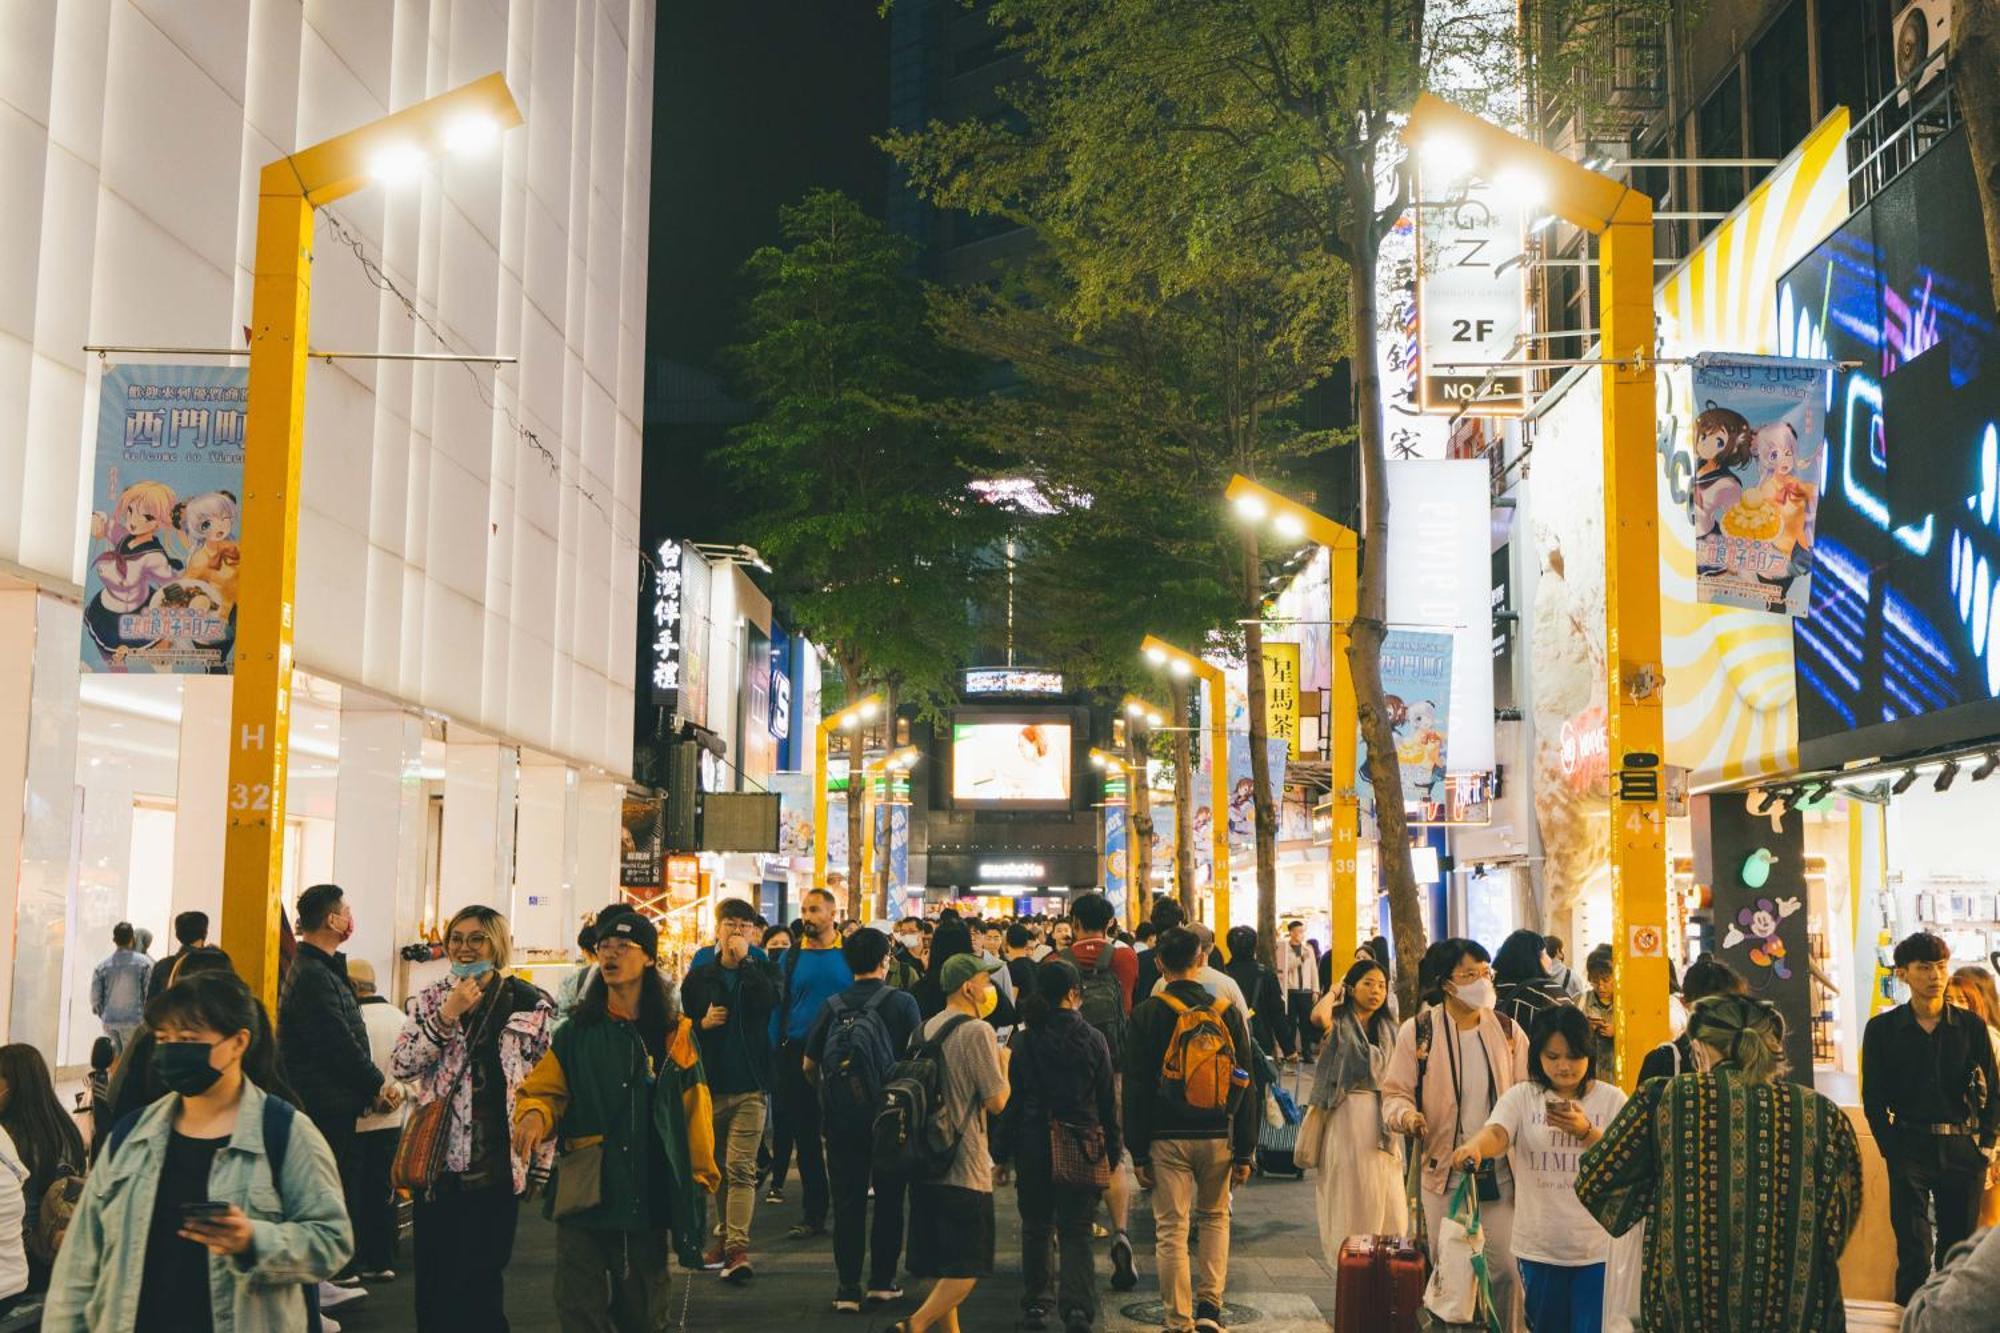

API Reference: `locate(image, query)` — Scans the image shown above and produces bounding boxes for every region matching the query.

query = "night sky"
[643,1,892,543]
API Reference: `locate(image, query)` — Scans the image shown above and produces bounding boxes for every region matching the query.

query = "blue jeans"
[1517,1258,1604,1333]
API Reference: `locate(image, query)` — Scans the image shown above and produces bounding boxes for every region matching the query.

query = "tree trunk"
[1241,525,1281,968]
[1171,676,1195,917]
[1955,1,2000,310]
[846,714,867,923]
[1131,741,1156,919]
[1344,164,1428,1017]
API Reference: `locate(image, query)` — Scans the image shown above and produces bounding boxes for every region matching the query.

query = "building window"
[1629,127,1685,261]
[1815,0,1889,124]
[1696,67,1746,235]
[1748,0,1813,163]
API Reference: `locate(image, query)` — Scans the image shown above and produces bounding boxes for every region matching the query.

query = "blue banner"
[1360,630,1455,824]
[83,363,248,673]
[1104,804,1128,905]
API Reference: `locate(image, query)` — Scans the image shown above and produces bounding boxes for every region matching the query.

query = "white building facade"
[0,0,653,1060]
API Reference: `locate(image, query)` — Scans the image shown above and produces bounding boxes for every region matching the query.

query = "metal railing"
[1848,50,1959,209]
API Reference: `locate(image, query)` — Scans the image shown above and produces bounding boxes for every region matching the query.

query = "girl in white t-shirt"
[1454,1005,1627,1333]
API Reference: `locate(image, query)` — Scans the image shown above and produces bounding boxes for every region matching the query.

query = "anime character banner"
[1359,630,1454,827]
[1224,734,1291,844]
[83,363,248,673]
[1689,353,1832,617]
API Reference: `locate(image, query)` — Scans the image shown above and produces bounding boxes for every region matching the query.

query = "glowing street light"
[220,72,524,1008]
[1224,474,1362,958]
[1403,92,1667,1083]
[1140,636,1230,929]
[814,693,886,892]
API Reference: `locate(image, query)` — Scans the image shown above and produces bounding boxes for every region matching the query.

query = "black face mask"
[154,1041,223,1096]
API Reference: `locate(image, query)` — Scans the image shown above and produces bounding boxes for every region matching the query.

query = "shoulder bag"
[392,983,502,1192]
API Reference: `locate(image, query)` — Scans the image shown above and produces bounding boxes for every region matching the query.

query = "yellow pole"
[814,720,831,888]
[1201,662,1230,932]
[1601,204,1670,1084]
[218,74,522,1010]
[219,183,313,1007]
[1329,531,1361,961]
[1399,94,1670,1084]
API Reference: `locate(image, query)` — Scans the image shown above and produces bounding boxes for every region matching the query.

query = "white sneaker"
[318,1280,366,1309]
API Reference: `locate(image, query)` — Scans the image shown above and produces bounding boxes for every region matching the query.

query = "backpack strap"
[1415,1007,1435,1094]
[105,1108,145,1161]
[920,1012,974,1056]
[262,1095,295,1198]
[860,985,894,1014]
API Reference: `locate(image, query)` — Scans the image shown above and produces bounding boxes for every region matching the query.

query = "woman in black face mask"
[44,971,354,1332]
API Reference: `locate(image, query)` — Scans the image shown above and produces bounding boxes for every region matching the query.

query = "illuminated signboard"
[1415,177,1530,415]
[650,541,684,711]
[951,718,1074,807]
[964,668,1065,696]
[1786,128,2000,767]
[978,861,1047,881]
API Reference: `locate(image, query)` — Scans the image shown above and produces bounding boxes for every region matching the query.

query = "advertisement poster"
[951,721,1072,803]
[770,772,815,858]
[677,544,713,727]
[1360,631,1455,823]
[1104,804,1128,903]
[82,363,248,673]
[1689,354,1830,617]
[619,796,665,899]
[824,791,849,887]
[1225,734,1290,843]
[873,802,910,893]
[1262,642,1302,758]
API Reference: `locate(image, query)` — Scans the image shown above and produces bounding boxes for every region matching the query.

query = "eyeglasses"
[447,933,491,950]
[596,938,641,957]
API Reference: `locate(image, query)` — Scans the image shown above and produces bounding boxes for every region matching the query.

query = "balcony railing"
[1848,50,1958,210]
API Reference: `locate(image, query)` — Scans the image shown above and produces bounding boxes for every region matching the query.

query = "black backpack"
[1058,943,1130,1062]
[818,987,899,1138]
[872,1013,973,1181]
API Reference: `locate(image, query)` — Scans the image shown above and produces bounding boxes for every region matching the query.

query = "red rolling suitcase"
[1335,1233,1427,1333]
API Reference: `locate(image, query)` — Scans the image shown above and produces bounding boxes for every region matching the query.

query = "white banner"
[1386,459,1496,774]
[1415,179,1530,415]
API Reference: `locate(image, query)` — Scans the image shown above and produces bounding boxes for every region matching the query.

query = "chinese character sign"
[1359,630,1454,824]
[82,364,248,674]
[1262,642,1301,758]
[649,541,685,708]
[1689,354,1831,617]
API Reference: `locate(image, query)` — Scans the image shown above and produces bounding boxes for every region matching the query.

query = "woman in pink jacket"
[1379,938,1531,1329]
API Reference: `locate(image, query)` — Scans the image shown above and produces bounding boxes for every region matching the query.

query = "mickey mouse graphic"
[1723,894,1802,979]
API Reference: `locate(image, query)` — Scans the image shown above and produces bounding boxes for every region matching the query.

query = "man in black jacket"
[1863,930,2000,1303]
[1124,926,1258,1333]
[279,882,389,1306]
[146,909,233,999]
[681,896,780,1282]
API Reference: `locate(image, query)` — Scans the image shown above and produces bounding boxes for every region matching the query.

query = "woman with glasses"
[391,905,555,1331]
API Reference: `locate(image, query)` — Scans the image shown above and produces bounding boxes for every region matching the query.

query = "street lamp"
[815,694,886,892]
[1225,475,1364,962]
[1402,94,1669,1082]
[220,74,524,1008]
[1140,635,1231,930]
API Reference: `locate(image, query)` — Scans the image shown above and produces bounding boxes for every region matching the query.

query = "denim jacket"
[43,1082,352,1333]
[91,949,152,1026]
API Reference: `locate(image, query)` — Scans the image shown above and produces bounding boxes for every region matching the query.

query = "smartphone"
[180,1200,231,1224]
[1545,1096,1568,1116]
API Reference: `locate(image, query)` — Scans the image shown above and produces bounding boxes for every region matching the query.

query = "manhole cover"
[1117,1300,1266,1325]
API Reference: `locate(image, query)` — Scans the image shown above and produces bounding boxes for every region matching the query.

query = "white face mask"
[897,933,921,952]
[1451,977,1497,1011]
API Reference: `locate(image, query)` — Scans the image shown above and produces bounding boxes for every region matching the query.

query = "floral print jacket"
[390,973,556,1194]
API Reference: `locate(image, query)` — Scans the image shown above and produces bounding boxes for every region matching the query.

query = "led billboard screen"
[951,718,1073,806]
[1785,129,2000,767]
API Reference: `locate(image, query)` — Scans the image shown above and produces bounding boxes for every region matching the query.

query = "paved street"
[337,1147,1340,1332]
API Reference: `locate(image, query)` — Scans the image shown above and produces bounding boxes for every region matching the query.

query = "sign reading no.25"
[1415,178,1530,416]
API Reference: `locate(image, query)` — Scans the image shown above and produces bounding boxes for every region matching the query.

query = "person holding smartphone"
[44,971,352,1332]
[1454,1006,1626,1331]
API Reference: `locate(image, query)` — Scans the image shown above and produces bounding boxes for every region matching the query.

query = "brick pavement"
[338,1156,1339,1331]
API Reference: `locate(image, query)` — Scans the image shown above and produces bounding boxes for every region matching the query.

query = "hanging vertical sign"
[1415,179,1530,415]
[1687,353,1831,617]
[1262,641,1302,758]
[1359,630,1456,824]
[82,363,249,673]
[649,541,685,710]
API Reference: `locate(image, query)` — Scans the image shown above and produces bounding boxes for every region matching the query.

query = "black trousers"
[307,1107,361,1276]
[1016,1134,1102,1322]
[1887,1135,1987,1304]
[351,1127,401,1272]
[826,1129,906,1293]
[776,1042,829,1225]
[413,1177,522,1331]
[1287,992,1319,1059]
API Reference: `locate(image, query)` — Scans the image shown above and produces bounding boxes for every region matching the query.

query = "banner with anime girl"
[81,363,247,673]
[1359,630,1454,829]
[1689,353,1832,617]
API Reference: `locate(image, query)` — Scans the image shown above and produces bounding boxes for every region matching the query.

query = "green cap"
[940,951,1003,994]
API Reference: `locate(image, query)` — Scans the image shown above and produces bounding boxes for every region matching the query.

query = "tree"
[721,188,996,917]
[887,0,1650,1008]
[1956,0,2000,310]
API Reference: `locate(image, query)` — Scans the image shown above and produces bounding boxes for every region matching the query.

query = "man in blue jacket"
[681,896,778,1282]
[768,886,853,1239]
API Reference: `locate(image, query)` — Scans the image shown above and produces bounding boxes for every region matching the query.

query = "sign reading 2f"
[1415,179,1530,416]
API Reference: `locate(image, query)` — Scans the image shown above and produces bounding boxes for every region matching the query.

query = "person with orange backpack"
[1122,927,1258,1333]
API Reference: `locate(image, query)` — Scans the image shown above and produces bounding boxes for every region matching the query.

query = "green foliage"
[720,188,998,716]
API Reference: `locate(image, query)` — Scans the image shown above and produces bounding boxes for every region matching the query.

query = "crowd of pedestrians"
[12,891,2000,1332]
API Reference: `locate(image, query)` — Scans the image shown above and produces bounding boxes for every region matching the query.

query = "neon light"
[1841,375,1890,529]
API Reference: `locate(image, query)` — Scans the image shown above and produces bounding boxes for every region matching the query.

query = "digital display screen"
[951,719,1073,805]
[1785,128,2000,768]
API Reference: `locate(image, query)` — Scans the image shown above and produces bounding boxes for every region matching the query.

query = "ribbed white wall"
[0,0,650,776]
